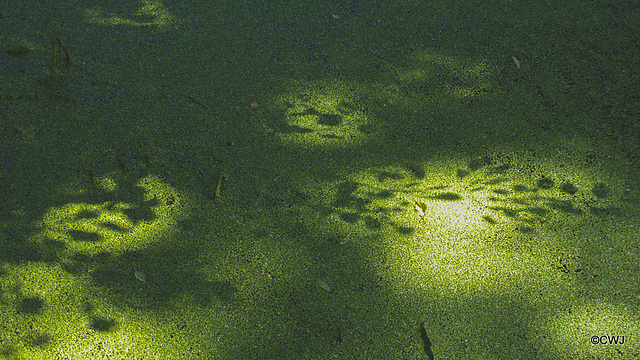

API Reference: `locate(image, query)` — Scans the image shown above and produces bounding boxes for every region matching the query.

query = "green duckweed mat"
[1,0,638,359]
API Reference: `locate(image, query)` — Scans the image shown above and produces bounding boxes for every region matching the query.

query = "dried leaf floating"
[414,200,427,217]
[134,271,146,282]
[250,102,264,110]
[317,280,331,292]
[511,55,521,68]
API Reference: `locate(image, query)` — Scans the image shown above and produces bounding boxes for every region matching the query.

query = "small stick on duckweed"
[213,171,224,201]
[50,20,70,73]
[184,95,208,109]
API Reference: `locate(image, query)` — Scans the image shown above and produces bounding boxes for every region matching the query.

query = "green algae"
[0,0,638,359]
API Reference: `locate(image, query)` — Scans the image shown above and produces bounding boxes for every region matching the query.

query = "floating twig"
[511,55,521,69]
[50,20,71,73]
[184,95,208,109]
[213,171,224,201]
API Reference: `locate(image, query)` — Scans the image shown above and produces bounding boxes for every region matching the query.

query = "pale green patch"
[261,79,373,148]
[32,175,188,256]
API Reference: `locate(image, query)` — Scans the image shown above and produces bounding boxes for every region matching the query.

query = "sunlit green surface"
[0,0,638,359]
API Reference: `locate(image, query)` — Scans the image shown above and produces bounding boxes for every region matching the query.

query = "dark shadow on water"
[91,316,117,332]
[430,192,462,201]
[19,297,45,314]
[26,333,52,348]
[68,230,102,242]
[65,242,238,311]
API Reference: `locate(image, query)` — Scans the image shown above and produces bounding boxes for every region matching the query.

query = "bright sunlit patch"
[390,242,555,297]
[84,0,181,29]
[0,262,186,359]
[417,193,491,233]
[338,157,582,299]
[95,176,118,191]
[33,175,187,256]
[266,79,372,147]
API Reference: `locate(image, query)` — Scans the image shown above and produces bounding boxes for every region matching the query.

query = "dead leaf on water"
[317,280,331,292]
[135,271,146,282]
[414,200,427,217]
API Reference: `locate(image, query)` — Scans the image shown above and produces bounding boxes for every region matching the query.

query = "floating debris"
[184,95,208,109]
[134,271,146,282]
[511,55,521,68]
[418,322,434,360]
[250,102,264,110]
[262,271,273,279]
[213,171,224,201]
[414,200,427,217]
[50,20,71,73]
[332,14,341,19]
[317,280,331,292]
